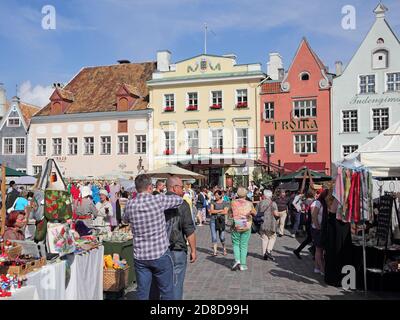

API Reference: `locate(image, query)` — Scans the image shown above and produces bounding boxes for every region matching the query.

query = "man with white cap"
[257,190,279,261]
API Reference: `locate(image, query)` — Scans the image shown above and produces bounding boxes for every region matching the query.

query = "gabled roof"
[1,99,40,131]
[35,61,157,116]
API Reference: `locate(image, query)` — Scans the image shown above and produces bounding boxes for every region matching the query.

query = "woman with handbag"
[230,187,256,271]
[209,190,229,256]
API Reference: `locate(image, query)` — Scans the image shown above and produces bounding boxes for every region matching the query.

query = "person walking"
[209,190,229,256]
[273,189,289,237]
[311,189,328,275]
[230,187,256,271]
[150,176,197,300]
[293,190,316,259]
[290,191,304,238]
[195,187,207,226]
[122,174,183,300]
[257,190,279,261]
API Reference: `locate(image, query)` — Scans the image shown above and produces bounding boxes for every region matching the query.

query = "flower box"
[236,102,248,108]
[186,105,198,111]
[187,148,198,155]
[237,147,248,154]
[210,104,222,110]
[164,106,174,112]
[210,147,223,154]
[164,149,173,155]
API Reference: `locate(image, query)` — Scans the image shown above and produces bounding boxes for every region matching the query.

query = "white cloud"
[18,81,53,107]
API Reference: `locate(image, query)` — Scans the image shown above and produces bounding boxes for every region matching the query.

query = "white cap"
[99,189,109,197]
[264,190,273,198]
[81,186,92,198]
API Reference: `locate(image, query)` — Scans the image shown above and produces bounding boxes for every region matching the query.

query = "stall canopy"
[146,164,205,180]
[2,166,28,177]
[346,120,400,178]
[99,170,134,180]
[273,167,332,182]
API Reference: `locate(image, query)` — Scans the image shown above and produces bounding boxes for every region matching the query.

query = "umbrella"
[119,179,136,192]
[6,176,37,185]
[99,170,133,180]
[274,167,331,182]
[146,164,205,180]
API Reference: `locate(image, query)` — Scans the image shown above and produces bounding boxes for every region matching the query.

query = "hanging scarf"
[342,169,352,221]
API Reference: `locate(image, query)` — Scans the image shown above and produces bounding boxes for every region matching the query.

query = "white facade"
[331,4,400,164]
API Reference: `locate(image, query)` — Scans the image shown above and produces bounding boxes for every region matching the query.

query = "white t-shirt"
[311,200,323,229]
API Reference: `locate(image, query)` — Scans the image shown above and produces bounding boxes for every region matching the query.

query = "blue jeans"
[210,218,225,244]
[292,211,301,234]
[134,250,174,300]
[149,250,188,300]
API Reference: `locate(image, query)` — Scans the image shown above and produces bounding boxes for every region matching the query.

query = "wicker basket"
[103,266,130,292]
[5,245,22,260]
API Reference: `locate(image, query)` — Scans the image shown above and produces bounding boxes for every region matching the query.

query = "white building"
[331,3,400,164]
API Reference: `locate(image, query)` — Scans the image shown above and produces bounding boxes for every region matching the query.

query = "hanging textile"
[342,169,352,221]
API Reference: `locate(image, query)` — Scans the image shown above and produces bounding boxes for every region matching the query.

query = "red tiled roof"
[5,100,41,125]
[261,82,282,94]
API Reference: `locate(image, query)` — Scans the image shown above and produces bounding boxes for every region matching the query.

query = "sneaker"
[266,251,275,261]
[231,261,240,271]
[240,265,248,271]
[277,233,283,238]
[293,250,302,260]
[263,254,269,261]
[290,233,296,238]
[314,268,321,274]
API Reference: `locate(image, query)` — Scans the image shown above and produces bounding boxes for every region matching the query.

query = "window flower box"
[186,105,198,111]
[236,102,248,108]
[237,147,248,154]
[164,149,173,155]
[210,104,222,110]
[164,106,174,112]
[187,148,199,155]
[210,147,223,154]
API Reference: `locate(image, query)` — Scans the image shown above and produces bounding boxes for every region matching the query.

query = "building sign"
[349,95,400,106]
[273,119,318,131]
[45,156,67,162]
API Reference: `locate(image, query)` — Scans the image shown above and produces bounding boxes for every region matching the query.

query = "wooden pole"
[0,164,6,236]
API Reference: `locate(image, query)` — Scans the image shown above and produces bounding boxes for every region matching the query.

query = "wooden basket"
[6,257,47,277]
[103,266,130,292]
[5,245,22,260]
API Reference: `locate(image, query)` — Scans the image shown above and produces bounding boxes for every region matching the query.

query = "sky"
[1,0,399,107]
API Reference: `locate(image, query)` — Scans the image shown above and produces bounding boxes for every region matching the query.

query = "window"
[236,89,248,107]
[293,100,316,118]
[359,75,375,93]
[101,136,111,155]
[211,129,223,153]
[37,138,47,156]
[372,108,389,131]
[52,138,62,156]
[186,130,199,154]
[211,91,222,108]
[164,94,175,111]
[83,137,94,155]
[343,110,358,133]
[300,72,310,81]
[387,72,400,92]
[3,138,13,155]
[17,169,26,174]
[118,135,129,155]
[15,138,25,154]
[236,128,248,153]
[7,118,20,127]
[264,102,274,120]
[164,131,175,155]
[118,120,128,133]
[136,135,146,154]
[294,134,317,154]
[33,165,42,176]
[343,145,358,157]
[68,137,78,155]
[187,92,198,109]
[264,135,275,154]
[377,38,384,44]
[372,49,388,69]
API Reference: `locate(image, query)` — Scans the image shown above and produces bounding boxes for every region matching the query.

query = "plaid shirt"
[123,193,183,261]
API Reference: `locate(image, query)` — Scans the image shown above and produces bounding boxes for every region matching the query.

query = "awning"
[283,162,327,172]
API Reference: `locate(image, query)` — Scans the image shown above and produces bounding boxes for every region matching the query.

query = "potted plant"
[237,146,247,154]
[187,105,198,111]
[211,147,223,154]
[236,101,248,108]
[210,104,222,110]
[186,148,191,155]
[164,106,174,112]
[164,149,172,155]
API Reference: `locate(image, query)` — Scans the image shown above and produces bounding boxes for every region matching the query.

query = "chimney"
[0,83,6,119]
[157,50,171,72]
[267,53,283,81]
[335,61,343,76]
[278,68,285,81]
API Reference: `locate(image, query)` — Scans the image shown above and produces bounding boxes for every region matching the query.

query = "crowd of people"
[1,175,338,299]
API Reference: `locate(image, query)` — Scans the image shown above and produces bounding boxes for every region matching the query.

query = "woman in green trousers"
[230,187,256,271]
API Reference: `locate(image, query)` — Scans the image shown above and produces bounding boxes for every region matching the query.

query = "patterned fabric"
[231,199,254,232]
[123,193,183,261]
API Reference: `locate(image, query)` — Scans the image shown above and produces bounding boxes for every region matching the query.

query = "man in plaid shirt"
[123,174,183,300]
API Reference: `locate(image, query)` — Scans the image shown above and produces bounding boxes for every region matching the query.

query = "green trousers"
[231,229,251,266]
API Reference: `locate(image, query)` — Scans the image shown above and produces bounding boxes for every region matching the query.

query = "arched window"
[300,72,310,81]
[372,49,388,69]
[377,38,384,44]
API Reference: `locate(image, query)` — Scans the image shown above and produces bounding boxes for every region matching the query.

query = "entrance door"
[209,168,222,187]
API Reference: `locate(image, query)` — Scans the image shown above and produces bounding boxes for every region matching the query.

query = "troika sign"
[349,95,400,106]
[272,119,318,131]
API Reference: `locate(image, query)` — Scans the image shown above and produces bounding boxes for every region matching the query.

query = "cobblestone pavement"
[124,223,400,300]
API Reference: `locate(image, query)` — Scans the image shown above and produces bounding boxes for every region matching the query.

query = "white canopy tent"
[345,120,400,177]
[146,164,205,180]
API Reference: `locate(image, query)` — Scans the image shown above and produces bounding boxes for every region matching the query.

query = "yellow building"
[148,51,265,187]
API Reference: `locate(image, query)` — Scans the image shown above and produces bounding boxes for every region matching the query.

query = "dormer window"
[372,49,388,69]
[300,72,310,81]
[377,38,384,44]
[7,117,20,127]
